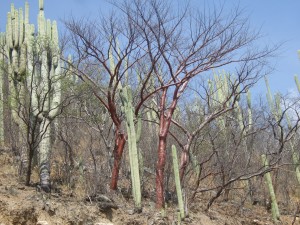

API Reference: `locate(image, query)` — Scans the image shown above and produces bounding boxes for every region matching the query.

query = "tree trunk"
[155,88,180,208]
[110,131,126,190]
[156,135,167,208]
[25,146,34,185]
[39,118,51,192]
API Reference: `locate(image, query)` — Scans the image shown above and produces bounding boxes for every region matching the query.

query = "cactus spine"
[171,145,185,219]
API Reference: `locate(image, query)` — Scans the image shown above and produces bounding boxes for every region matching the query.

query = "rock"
[98,201,118,211]
[252,219,265,225]
[37,221,49,225]
[94,223,114,225]
[127,207,142,215]
[127,209,135,215]
[85,194,118,212]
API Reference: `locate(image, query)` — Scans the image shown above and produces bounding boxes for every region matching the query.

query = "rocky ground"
[0,149,299,225]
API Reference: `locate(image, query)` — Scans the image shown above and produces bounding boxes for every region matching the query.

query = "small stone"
[37,221,49,225]
[127,209,135,215]
[94,223,114,225]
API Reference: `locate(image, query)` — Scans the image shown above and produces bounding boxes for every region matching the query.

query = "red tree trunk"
[156,135,167,208]
[110,132,126,190]
[155,88,181,208]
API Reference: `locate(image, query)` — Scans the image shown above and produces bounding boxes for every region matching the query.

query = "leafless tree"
[119,0,277,208]
[66,0,277,208]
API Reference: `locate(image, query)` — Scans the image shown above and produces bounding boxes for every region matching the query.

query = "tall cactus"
[291,75,300,184]
[109,46,142,209]
[261,154,280,222]
[0,34,5,146]
[120,86,142,210]
[171,145,185,219]
[5,2,31,174]
[35,0,62,192]
[263,77,281,222]
[2,0,62,189]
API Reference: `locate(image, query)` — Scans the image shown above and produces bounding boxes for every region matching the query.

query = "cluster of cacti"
[209,70,239,129]
[208,71,238,161]
[0,0,62,190]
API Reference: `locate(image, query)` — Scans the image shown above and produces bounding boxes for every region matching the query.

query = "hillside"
[0,149,298,225]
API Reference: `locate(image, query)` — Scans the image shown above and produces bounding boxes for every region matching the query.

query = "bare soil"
[0,149,299,225]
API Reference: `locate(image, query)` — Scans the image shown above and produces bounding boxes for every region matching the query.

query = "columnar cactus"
[120,86,142,209]
[0,34,5,146]
[171,145,185,219]
[109,46,142,209]
[263,77,281,222]
[291,75,300,184]
[2,0,62,189]
[35,0,62,191]
[5,2,31,173]
[261,154,280,222]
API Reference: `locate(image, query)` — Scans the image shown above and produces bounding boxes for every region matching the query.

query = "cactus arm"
[247,91,252,131]
[295,75,300,93]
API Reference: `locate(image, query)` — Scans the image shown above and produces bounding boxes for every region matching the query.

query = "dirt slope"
[0,149,298,225]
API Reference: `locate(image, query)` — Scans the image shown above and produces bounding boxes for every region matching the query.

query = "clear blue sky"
[1,0,300,96]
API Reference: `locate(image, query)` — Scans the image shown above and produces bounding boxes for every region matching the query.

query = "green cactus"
[261,154,280,222]
[1,0,62,189]
[263,77,281,222]
[172,145,185,219]
[295,75,300,93]
[35,0,62,191]
[108,42,142,208]
[5,2,31,174]
[120,86,142,209]
[247,91,252,130]
[291,75,300,185]
[0,33,5,146]
[265,75,300,186]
